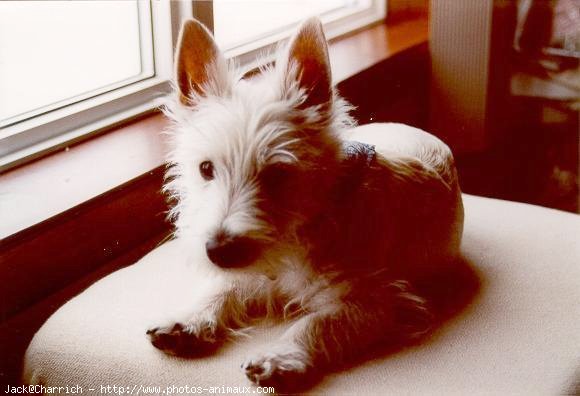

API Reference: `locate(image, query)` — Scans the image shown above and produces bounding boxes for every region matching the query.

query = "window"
[0,0,178,170]
[213,0,385,66]
[0,1,151,127]
[0,0,384,171]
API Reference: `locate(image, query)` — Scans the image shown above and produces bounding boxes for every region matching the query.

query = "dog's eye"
[199,161,214,180]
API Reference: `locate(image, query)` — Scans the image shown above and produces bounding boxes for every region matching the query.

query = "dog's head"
[164,18,354,269]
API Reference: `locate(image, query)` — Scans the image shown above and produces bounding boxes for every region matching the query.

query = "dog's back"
[360,122,464,261]
[342,122,459,189]
[317,122,465,278]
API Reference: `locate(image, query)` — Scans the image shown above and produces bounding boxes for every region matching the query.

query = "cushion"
[23,195,580,394]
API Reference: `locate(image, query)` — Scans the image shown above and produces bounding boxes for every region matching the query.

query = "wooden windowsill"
[329,16,428,82]
[0,114,168,240]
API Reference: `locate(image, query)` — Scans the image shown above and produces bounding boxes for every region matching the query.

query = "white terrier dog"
[148,17,464,392]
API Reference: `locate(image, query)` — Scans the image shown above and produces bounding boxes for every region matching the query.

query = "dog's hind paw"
[146,320,222,357]
[242,347,316,392]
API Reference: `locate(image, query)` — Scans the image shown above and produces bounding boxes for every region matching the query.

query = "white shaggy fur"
[163,66,353,248]
[149,17,464,393]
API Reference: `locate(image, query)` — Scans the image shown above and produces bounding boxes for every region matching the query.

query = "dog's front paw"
[242,347,316,392]
[146,320,222,357]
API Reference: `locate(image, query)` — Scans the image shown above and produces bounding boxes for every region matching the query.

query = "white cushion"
[24,195,580,395]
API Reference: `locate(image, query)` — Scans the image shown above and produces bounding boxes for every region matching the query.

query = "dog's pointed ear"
[175,19,228,105]
[285,17,332,110]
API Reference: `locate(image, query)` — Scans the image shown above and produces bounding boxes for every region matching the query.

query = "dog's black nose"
[205,232,260,268]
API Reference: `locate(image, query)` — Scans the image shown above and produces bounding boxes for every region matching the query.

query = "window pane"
[0,0,148,126]
[214,0,371,50]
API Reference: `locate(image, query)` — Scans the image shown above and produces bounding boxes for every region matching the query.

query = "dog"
[147,17,464,392]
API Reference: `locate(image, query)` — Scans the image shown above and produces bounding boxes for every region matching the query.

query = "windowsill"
[0,113,169,240]
[0,16,428,241]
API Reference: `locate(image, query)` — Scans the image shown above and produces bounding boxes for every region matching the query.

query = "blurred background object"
[428,0,579,212]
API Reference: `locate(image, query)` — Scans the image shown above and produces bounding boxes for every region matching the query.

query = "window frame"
[0,0,186,171]
[0,1,156,130]
[0,0,386,172]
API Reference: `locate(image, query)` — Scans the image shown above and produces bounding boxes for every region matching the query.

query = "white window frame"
[0,1,157,130]
[0,0,188,171]
[0,0,385,172]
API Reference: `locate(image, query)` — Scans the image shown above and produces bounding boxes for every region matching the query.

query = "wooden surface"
[330,17,428,83]
[387,0,429,23]
[0,114,169,239]
[0,167,170,319]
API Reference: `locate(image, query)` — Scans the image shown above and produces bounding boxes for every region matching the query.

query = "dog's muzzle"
[205,231,260,268]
